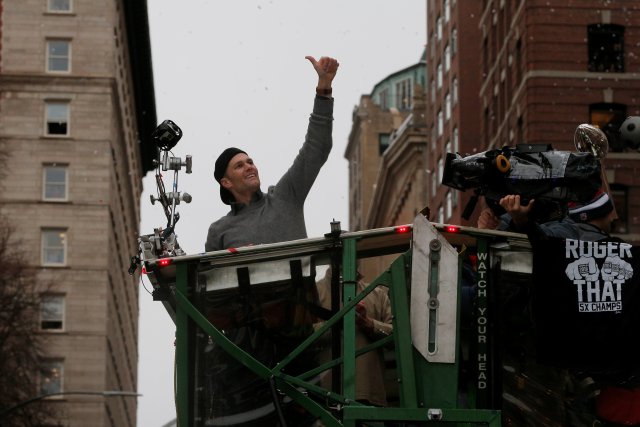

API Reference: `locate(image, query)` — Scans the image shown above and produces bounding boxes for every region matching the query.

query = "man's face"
[220,153,260,197]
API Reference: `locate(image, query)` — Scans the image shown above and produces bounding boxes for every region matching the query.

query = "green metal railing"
[149,222,526,426]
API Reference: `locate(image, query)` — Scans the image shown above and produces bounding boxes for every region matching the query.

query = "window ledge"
[606,152,640,160]
[44,12,76,17]
[40,199,71,204]
[41,135,73,140]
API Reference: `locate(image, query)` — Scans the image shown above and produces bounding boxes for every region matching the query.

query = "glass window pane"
[47,103,68,121]
[44,166,67,200]
[48,41,70,72]
[40,361,63,395]
[42,230,66,265]
[46,103,69,136]
[49,41,69,57]
[41,296,64,330]
[49,0,71,11]
[379,133,390,155]
[588,24,625,73]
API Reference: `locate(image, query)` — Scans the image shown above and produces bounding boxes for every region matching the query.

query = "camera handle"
[461,189,481,221]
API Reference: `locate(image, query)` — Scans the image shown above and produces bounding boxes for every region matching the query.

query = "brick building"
[478,0,640,241]
[347,0,640,245]
[0,1,155,425]
[426,0,482,227]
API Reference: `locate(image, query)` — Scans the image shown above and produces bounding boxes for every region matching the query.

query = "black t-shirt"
[532,236,640,371]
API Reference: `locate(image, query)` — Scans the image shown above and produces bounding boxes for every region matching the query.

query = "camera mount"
[129,120,192,281]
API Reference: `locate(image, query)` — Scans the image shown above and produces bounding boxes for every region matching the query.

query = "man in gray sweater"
[205,55,339,252]
[202,55,338,427]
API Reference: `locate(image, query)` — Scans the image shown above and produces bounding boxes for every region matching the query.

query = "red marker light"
[445,225,460,233]
[157,258,172,268]
[141,266,147,275]
[395,225,411,234]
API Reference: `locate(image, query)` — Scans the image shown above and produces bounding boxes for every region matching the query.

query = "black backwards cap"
[214,147,246,204]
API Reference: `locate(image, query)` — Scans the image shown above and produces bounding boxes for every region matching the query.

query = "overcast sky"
[137,1,426,425]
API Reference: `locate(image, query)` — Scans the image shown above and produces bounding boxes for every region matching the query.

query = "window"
[430,125,436,151]
[516,115,524,145]
[452,77,458,104]
[431,172,438,197]
[379,88,389,110]
[445,141,451,155]
[453,126,459,153]
[588,24,624,73]
[43,165,68,201]
[610,184,628,234]
[483,37,489,77]
[438,157,444,183]
[446,192,453,219]
[430,79,436,103]
[46,40,70,73]
[444,0,450,22]
[445,92,452,121]
[431,171,437,197]
[438,206,445,224]
[515,38,522,83]
[379,133,390,155]
[41,295,65,330]
[395,78,412,110]
[437,110,443,136]
[48,0,72,13]
[437,16,443,41]
[451,28,457,56]
[45,101,69,136]
[42,229,67,266]
[444,44,451,72]
[437,63,443,89]
[589,103,627,151]
[40,360,63,395]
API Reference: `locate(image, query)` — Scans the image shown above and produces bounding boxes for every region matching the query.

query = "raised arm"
[273,56,339,204]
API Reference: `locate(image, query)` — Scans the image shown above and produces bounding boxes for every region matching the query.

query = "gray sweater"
[205,95,333,252]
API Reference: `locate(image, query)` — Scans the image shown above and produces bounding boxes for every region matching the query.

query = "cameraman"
[480,191,640,425]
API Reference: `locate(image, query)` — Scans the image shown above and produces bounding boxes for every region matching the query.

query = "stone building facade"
[344,60,427,279]
[0,1,155,426]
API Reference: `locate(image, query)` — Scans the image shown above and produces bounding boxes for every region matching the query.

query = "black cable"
[139,274,153,296]
[268,375,287,427]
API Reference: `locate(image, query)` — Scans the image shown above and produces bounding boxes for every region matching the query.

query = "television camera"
[128,120,192,291]
[442,126,608,221]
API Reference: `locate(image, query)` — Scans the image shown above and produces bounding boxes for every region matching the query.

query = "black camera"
[151,119,183,151]
[442,144,602,221]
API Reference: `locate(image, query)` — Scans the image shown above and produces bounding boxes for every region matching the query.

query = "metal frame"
[145,222,528,426]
